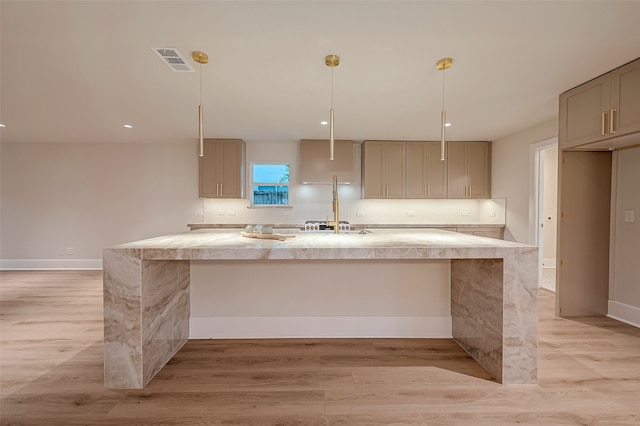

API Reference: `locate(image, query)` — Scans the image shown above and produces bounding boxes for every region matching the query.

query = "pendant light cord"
[442,66,445,111]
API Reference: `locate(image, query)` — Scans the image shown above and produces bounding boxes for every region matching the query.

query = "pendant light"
[436,57,453,161]
[192,51,209,157]
[325,54,340,160]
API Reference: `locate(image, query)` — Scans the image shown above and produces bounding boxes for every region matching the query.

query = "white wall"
[492,118,558,243]
[0,142,202,267]
[609,147,640,327]
[1,141,505,268]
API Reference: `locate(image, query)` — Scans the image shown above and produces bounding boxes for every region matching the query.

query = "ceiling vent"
[151,47,194,72]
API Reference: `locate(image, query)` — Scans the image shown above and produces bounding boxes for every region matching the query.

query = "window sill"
[246,205,293,209]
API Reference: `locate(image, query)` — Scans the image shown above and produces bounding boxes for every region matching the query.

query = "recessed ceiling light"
[321,121,328,125]
[123,124,133,129]
[445,123,452,127]
[0,124,6,127]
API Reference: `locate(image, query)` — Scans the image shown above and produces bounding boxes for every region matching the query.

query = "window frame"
[250,162,291,207]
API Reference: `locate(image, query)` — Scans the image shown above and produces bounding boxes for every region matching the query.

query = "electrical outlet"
[624,209,635,223]
[227,210,236,216]
[461,211,469,217]
[65,247,74,255]
[407,211,416,217]
[489,211,496,217]
[217,210,226,215]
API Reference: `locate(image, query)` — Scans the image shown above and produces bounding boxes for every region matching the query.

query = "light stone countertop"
[108,228,533,261]
[103,227,538,388]
[187,223,506,230]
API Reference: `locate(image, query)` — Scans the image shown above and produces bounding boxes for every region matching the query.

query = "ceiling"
[1,1,640,146]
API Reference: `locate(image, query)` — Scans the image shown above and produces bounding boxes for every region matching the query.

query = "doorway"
[530,138,558,291]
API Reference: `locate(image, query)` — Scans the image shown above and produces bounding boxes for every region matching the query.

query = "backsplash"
[199,185,505,226]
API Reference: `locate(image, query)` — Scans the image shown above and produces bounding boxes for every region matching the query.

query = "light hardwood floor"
[1,270,639,425]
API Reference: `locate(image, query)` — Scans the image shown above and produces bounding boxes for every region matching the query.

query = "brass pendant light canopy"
[436,57,453,71]
[192,51,209,65]
[325,54,340,67]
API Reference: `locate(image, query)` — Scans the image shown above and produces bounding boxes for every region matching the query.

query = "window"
[251,164,290,206]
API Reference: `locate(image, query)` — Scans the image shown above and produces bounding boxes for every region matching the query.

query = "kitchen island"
[103,229,538,389]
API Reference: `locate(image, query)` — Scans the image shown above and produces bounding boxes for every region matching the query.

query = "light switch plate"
[624,209,635,223]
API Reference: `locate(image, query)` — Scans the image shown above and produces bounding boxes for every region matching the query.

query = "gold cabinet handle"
[427,185,430,198]
[610,108,616,134]
[220,183,223,196]
[469,185,472,198]
[602,111,607,136]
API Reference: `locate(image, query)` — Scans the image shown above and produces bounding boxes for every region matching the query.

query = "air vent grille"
[151,47,194,72]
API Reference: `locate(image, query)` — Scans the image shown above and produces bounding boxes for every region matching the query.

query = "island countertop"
[108,228,533,261]
[103,228,538,389]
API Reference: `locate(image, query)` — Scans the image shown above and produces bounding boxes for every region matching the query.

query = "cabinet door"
[405,142,446,199]
[425,142,447,198]
[199,139,245,198]
[611,59,640,137]
[384,142,406,199]
[362,142,386,198]
[559,74,610,149]
[199,140,221,198]
[446,142,467,198]
[218,140,244,198]
[467,142,491,199]
[405,142,427,198]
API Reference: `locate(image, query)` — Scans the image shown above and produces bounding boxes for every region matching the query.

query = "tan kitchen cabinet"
[559,58,640,150]
[199,138,245,198]
[446,142,491,199]
[362,141,406,199]
[405,141,447,199]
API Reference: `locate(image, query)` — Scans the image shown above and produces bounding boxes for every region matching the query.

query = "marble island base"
[103,229,538,389]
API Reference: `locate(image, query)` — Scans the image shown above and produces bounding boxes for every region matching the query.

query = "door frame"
[529,137,558,288]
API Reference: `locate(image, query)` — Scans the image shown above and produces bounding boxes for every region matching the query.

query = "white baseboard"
[190,316,452,339]
[608,300,640,329]
[0,258,103,270]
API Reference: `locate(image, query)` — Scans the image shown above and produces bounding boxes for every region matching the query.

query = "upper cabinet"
[299,139,354,184]
[446,142,491,199]
[611,60,640,137]
[362,140,491,199]
[559,58,640,150]
[405,142,447,199]
[362,141,406,199]
[199,138,246,198]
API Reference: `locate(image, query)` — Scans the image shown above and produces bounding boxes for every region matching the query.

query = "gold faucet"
[326,174,340,234]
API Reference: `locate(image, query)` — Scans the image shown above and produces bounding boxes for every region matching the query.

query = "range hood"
[299,139,354,184]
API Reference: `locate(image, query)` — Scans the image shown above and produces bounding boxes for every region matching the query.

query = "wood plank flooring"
[1,270,639,425]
